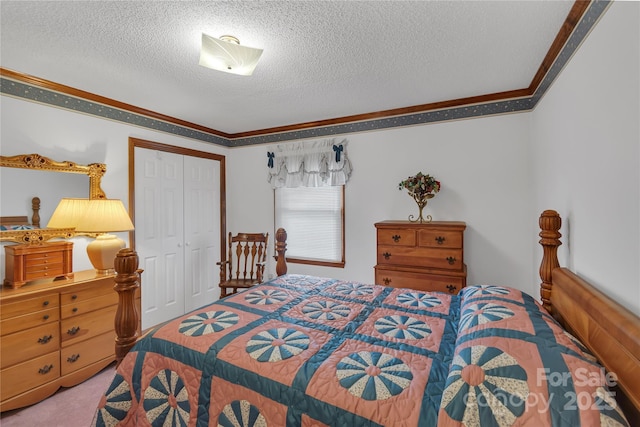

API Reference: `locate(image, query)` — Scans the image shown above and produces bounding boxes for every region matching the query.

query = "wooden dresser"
[0,270,140,412]
[374,220,467,294]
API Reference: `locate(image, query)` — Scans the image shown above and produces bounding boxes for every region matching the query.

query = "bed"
[0,196,40,230]
[0,196,74,244]
[96,210,640,426]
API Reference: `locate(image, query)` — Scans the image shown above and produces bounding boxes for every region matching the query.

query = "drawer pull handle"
[446,256,456,265]
[435,236,446,245]
[391,235,401,242]
[39,364,54,375]
[72,295,78,300]
[67,326,81,336]
[38,335,53,344]
[72,307,78,313]
[383,252,392,260]
[43,300,50,306]
[382,277,391,286]
[67,354,81,363]
[43,314,50,320]
[446,284,457,294]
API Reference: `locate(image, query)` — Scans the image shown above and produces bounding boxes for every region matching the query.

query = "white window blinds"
[274,186,343,263]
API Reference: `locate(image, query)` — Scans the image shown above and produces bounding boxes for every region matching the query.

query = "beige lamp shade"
[54,199,134,274]
[199,34,263,76]
[75,199,134,274]
[74,199,134,233]
[47,198,91,229]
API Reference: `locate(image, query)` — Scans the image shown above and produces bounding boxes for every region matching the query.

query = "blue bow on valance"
[333,144,343,162]
[267,152,275,168]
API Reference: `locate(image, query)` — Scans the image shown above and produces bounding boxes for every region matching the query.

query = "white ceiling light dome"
[199,34,263,76]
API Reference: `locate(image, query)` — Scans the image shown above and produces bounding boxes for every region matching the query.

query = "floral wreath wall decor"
[399,172,441,223]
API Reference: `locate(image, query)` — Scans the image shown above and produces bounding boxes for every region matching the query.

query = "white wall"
[228,113,534,292]
[1,1,637,316]
[0,96,228,271]
[531,1,640,314]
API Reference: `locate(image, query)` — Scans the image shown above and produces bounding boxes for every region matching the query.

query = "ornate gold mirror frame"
[0,153,106,244]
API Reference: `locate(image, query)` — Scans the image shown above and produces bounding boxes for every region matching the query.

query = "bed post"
[113,248,140,366]
[539,210,562,313]
[31,197,41,228]
[275,228,287,276]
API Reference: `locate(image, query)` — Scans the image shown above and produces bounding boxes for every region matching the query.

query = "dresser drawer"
[1,294,59,320]
[0,351,59,401]
[61,331,115,375]
[417,229,463,249]
[375,267,465,294]
[1,307,59,336]
[25,264,65,281]
[60,278,115,305]
[61,305,116,346]
[61,293,118,318]
[377,229,416,247]
[1,322,60,369]
[377,246,463,271]
[25,251,64,266]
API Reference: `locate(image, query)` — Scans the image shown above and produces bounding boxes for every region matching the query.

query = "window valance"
[267,138,352,188]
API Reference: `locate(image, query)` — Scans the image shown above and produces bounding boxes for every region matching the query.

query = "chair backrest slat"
[226,232,269,283]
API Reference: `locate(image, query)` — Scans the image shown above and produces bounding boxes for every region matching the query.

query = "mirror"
[0,153,106,244]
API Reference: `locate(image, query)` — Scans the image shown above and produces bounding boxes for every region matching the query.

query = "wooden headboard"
[112,210,640,421]
[538,209,640,423]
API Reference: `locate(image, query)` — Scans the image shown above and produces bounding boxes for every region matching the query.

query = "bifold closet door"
[134,148,221,329]
[183,155,220,313]
[135,149,185,329]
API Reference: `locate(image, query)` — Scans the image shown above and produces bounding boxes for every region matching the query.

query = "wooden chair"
[218,232,269,298]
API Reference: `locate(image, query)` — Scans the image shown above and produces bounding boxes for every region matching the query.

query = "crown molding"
[0,1,607,147]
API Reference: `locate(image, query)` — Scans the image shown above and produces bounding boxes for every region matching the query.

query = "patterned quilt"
[92,275,629,427]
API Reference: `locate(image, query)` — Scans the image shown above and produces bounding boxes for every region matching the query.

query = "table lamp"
[48,198,134,274]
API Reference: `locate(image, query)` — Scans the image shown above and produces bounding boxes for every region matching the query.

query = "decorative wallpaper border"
[0,1,610,148]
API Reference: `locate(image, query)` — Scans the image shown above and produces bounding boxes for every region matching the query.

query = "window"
[268,138,351,267]
[275,185,344,267]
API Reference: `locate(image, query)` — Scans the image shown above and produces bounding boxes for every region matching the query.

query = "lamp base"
[86,234,126,275]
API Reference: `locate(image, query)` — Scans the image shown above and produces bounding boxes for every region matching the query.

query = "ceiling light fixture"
[199,34,263,76]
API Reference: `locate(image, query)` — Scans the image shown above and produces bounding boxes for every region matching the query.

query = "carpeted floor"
[0,363,116,427]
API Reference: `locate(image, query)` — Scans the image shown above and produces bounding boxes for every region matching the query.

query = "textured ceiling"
[1,1,575,135]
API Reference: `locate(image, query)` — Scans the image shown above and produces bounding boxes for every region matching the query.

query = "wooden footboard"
[113,228,288,365]
[113,249,142,365]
